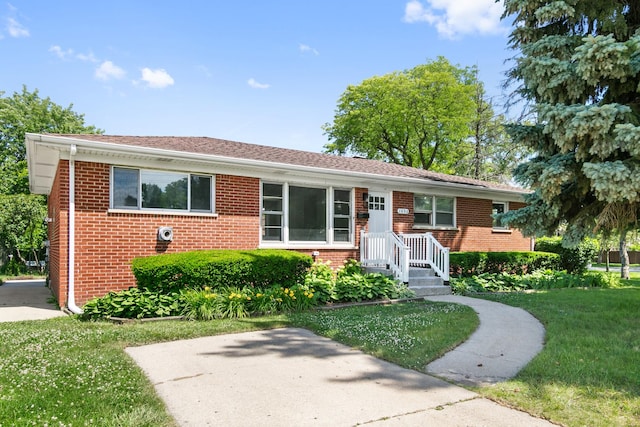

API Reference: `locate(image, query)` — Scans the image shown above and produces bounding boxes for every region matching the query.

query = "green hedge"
[451,270,620,295]
[450,251,561,277]
[132,249,313,292]
[534,236,598,274]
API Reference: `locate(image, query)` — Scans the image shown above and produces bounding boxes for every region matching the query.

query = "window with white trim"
[414,194,455,227]
[112,167,214,212]
[492,201,508,229]
[261,182,352,244]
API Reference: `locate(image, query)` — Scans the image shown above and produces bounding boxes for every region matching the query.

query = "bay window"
[261,182,352,244]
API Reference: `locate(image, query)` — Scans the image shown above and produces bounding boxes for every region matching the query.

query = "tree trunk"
[605,249,610,272]
[620,230,630,280]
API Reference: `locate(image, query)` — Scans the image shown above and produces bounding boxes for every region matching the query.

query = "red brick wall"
[49,163,530,307]
[392,193,531,252]
[47,161,69,306]
[54,161,260,306]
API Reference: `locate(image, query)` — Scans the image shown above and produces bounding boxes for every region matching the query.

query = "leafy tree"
[498,1,640,278]
[455,80,531,183]
[0,194,47,267]
[323,57,477,174]
[0,86,102,270]
[0,86,102,194]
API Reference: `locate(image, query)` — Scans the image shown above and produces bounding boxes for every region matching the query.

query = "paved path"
[0,279,65,322]
[425,295,545,386]
[126,297,552,426]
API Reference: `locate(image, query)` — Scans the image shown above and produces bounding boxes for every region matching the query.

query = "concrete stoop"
[363,265,451,296]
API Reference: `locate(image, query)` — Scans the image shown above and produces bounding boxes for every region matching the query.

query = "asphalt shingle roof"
[51,134,526,193]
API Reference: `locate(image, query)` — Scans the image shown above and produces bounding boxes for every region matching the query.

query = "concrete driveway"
[0,279,66,322]
[126,297,553,427]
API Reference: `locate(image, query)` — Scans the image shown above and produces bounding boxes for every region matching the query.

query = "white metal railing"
[401,233,450,281]
[361,231,450,282]
[359,230,410,282]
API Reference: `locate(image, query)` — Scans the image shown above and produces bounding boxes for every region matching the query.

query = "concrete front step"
[409,267,436,278]
[410,284,452,297]
[363,266,451,297]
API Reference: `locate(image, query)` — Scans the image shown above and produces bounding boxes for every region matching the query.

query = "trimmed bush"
[450,251,560,277]
[132,249,313,292]
[535,236,598,274]
[451,270,620,295]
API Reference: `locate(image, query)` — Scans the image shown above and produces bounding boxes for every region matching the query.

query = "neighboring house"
[26,133,532,311]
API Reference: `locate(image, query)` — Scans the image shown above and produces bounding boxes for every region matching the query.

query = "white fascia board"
[26,133,529,201]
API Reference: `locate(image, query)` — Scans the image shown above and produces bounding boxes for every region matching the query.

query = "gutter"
[66,144,83,314]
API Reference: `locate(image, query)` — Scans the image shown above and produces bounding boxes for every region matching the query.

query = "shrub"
[333,260,414,302]
[304,261,336,304]
[450,251,560,277]
[535,236,598,274]
[0,258,28,276]
[132,249,313,292]
[450,270,619,295]
[81,258,414,320]
[81,288,184,320]
[180,284,319,320]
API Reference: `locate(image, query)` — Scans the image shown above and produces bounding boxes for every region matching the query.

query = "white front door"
[365,192,391,266]
[368,192,390,233]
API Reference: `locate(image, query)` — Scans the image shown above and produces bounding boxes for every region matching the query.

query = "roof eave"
[25,133,529,199]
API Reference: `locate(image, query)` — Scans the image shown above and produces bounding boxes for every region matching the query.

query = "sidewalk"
[0,279,66,322]
[126,297,553,426]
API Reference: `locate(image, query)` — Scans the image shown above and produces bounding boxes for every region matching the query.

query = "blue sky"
[2,1,514,153]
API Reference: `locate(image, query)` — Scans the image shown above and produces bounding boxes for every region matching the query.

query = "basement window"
[111,167,214,213]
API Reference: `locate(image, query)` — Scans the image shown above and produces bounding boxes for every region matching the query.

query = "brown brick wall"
[392,193,531,252]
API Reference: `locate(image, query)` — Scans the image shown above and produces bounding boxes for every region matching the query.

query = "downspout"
[67,144,83,314]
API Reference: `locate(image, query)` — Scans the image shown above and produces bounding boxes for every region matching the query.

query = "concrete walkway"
[0,279,66,322]
[425,295,545,386]
[126,297,552,426]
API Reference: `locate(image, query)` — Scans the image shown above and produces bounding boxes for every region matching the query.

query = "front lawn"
[0,300,476,426]
[476,279,640,427]
[2,277,639,426]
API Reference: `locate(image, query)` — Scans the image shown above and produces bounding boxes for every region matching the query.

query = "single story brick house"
[26,133,531,311]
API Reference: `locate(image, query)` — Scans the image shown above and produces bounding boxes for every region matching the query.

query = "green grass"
[0,272,46,284]
[4,279,639,427]
[0,300,476,426]
[290,301,479,370]
[591,262,640,268]
[475,279,640,427]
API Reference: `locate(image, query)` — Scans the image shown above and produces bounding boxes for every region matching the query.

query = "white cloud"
[49,45,99,62]
[76,51,98,63]
[139,67,174,88]
[49,45,74,59]
[403,0,506,39]
[6,16,28,37]
[299,43,319,55]
[247,78,270,89]
[95,60,126,81]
